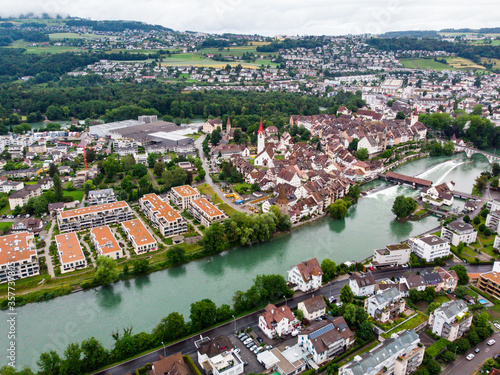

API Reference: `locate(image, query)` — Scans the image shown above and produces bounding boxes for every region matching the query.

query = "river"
[0,153,490,369]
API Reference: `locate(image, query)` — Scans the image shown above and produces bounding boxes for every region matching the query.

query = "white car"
[495,323,500,330]
[466,353,475,361]
[488,339,496,346]
[336,302,343,308]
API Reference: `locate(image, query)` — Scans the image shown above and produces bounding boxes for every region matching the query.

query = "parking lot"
[228,334,266,374]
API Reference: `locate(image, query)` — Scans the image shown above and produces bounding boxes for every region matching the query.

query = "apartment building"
[298,318,354,365]
[121,219,157,254]
[139,193,187,237]
[8,184,42,209]
[408,235,450,262]
[477,271,500,300]
[0,232,38,283]
[90,225,123,260]
[372,243,411,268]
[55,232,87,274]
[196,335,244,375]
[169,185,201,210]
[440,221,477,246]
[57,201,135,233]
[429,300,472,342]
[87,189,117,206]
[259,304,298,339]
[486,211,500,233]
[188,198,227,227]
[340,330,424,375]
[365,287,405,323]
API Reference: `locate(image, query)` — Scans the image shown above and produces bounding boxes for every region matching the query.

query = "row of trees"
[27,274,291,375]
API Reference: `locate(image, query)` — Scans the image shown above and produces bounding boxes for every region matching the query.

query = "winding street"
[194,135,242,210]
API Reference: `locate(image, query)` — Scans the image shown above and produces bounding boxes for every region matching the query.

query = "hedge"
[426,338,450,358]
[184,355,202,375]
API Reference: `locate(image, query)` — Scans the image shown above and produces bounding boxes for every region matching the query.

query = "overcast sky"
[2,0,499,36]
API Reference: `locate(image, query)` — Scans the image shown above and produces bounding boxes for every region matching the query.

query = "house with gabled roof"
[258,304,298,339]
[297,295,327,321]
[349,273,376,297]
[287,258,323,292]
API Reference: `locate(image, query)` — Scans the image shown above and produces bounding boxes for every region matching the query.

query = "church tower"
[226,117,231,135]
[257,111,265,154]
[276,184,289,217]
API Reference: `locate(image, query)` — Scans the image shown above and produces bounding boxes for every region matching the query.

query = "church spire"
[258,109,264,135]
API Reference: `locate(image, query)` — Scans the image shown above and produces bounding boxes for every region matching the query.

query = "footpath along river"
[0,153,490,369]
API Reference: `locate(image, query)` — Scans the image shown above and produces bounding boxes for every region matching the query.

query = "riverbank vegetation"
[392,195,418,220]
[5,274,292,375]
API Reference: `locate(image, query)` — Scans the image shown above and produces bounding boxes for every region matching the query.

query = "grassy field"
[446,57,486,70]
[481,57,500,69]
[400,58,454,71]
[159,53,276,69]
[470,40,500,46]
[6,39,80,54]
[48,33,104,40]
[197,41,272,57]
[63,190,85,202]
[198,184,237,216]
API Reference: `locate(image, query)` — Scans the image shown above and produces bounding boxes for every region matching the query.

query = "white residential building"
[55,232,87,274]
[87,189,117,206]
[258,304,298,339]
[339,330,424,375]
[169,185,201,210]
[287,258,323,292]
[0,232,38,283]
[298,318,354,365]
[440,221,477,246]
[297,295,327,321]
[121,219,157,254]
[349,273,376,297]
[408,235,451,262]
[139,193,187,237]
[429,300,472,342]
[372,244,411,267]
[90,225,123,260]
[196,336,244,375]
[365,287,405,323]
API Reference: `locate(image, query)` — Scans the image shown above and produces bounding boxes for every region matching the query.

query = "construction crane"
[57,141,95,170]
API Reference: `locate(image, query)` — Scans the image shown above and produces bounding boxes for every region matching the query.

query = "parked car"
[250,345,257,352]
[488,339,496,346]
[474,348,480,353]
[402,264,408,268]
[466,353,475,361]
[255,347,263,354]
[233,348,240,354]
[265,345,272,350]
[328,296,337,303]
[243,339,252,345]
[238,334,247,340]
[245,342,253,348]
[256,336,264,344]
[336,302,343,308]
[495,323,500,330]
[494,354,499,360]
[25,214,30,218]
[240,335,248,341]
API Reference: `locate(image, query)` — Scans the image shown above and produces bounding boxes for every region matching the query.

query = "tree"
[473,216,480,225]
[167,246,187,266]
[492,162,500,177]
[53,173,63,202]
[216,304,234,322]
[456,241,464,254]
[131,258,150,275]
[463,215,471,223]
[396,111,405,120]
[37,350,62,375]
[210,128,222,145]
[321,259,337,282]
[484,228,492,236]
[202,222,225,254]
[94,256,119,285]
[441,350,455,362]
[153,162,165,177]
[329,199,348,220]
[59,343,82,375]
[392,195,417,220]
[448,337,470,355]
[427,302,440,314]
[340,284,354,304]
[381,149,393,158]
[450,265,469,285]
[48,162,58,177]
[190,298,217,331]
[132,163,148,178]
[102,156,120,178]
[454,286,467,299]
[152,312,187,342]
[467,330,480,345]
[81,337,108,373]
[356,148,369,161]
[443,141,454,156]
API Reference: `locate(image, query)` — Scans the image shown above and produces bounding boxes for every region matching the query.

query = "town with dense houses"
[2,14,500,375]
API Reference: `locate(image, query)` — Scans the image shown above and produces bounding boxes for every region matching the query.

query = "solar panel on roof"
[309,323,334,340]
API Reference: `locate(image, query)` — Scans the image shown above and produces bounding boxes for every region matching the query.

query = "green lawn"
[0,222,14,232]
[159,52,277,69]
[381,312,428,339]
[64,190,85,202]
[0,205,11,216]
[6,39,80,54]
[48,32,104,40]
[400,58,455,71]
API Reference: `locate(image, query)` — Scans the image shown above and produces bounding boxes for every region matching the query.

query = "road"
[441,332,500,375]
[94,264,494,375]
[194,135,242,210]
